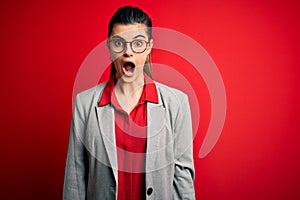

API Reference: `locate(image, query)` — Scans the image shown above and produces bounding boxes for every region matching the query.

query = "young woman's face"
[109,23,153,83]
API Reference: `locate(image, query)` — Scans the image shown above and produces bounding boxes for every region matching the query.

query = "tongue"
[122,63,135,77]
[124,64,132,71]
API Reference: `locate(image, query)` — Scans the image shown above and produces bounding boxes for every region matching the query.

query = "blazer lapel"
[146,91,167,172]
[95,105,118,182]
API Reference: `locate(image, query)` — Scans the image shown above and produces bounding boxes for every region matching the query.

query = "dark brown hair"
[108,6,153,79]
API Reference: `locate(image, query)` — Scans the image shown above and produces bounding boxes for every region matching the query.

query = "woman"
[63,6,195,200]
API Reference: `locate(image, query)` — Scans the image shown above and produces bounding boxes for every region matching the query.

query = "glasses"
[108,39,149,53]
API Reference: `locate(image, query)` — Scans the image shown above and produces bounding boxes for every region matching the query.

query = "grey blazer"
[63,81,195,200]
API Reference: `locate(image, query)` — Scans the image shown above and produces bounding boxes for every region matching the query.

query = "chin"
[117,74,136,83]
[118,72,144,84]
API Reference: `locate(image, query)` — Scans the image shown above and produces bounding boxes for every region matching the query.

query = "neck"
[114,74,144,98]
[114,74,145,114]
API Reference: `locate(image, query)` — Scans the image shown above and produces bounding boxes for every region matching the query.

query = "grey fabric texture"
[63,82,195,200]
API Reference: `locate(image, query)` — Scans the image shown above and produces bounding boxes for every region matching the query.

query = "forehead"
[110,23,148,40]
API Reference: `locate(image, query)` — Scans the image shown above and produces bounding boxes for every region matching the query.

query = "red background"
[1,0,300,199]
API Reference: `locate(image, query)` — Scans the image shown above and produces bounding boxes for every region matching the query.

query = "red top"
[98,74,158,200]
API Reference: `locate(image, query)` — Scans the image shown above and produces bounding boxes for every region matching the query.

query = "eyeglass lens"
[109,39,147,53]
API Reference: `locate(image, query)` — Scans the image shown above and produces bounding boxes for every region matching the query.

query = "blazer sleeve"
[63,95,87,200]
[173,94,195,200]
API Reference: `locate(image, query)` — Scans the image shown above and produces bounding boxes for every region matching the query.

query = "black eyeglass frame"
[107,39,150,54]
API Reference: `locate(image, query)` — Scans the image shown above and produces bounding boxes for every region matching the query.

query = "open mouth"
[122,62,135,77]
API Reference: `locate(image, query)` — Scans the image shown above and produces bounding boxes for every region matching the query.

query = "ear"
[146,39,154,54]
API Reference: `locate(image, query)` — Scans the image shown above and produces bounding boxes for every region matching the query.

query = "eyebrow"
[110,34,146,40]
[133,34,146,39]
[110,35,124,40]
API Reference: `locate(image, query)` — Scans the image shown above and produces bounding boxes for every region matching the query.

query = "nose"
[123,42,133,57]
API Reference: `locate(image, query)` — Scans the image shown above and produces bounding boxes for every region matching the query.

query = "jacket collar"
[98,73,158,107]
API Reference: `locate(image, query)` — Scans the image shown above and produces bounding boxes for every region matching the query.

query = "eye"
[133,40,144,47]
[113,40,123,47]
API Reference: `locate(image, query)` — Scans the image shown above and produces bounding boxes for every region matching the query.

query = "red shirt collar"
[98,73,158,107]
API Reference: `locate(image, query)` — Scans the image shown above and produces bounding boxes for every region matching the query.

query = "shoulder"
[154,82,191,128]
[154,81,189,106]
[74,81,189,107]
[74,82,107,106]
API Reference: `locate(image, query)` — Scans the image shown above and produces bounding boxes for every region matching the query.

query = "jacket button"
[147,187,153,195]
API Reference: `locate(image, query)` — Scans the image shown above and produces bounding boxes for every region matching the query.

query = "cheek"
[110,52,119,62]
[111,55,122,68]
[136,54,148,67]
